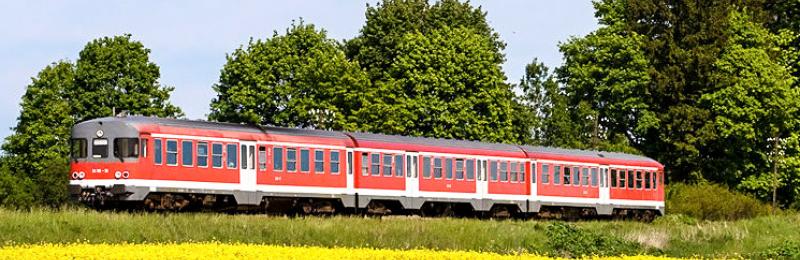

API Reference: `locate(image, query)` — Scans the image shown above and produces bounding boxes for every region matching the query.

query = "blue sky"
[0,1,598,142]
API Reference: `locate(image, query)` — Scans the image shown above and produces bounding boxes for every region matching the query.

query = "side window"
[140,138,148,158]
[361,153,369,176]
[413,156,418,178]
[490,161,498,181]
[553,165,561,184]
[591,168,598,187]
[581,168,589,186]
[541,164,550,184]
[619,169,627,188]
[383,154,393,177]
[500,162,508,182]
[510,162,519,182]
[240,145,247,169]
[212,143,223,168]
[466,159,475,180]
[645,171,652,189]
[627,170,635,189]
[300,149,310,173]
[422,156,431,178]
[166,140,178,166]
[572,166,580,186]
[286,148,297,172]
[154,139,163,165]
[70,138,88,159]
[636,170,643,189]
[226,144,237,169]
[563,166,571,185]
[330,151,340,175]
[258,146,267,171]
[347,151,353,175]
[445,158,453,180]
[433,158,443,179]
[182,140,193,166]
[314,150,324,174]
[371,153,380,176]
[197,142,209,167]
[455,159,464,180]
[273,147,284,171]
[394,155,403,177]
[406,155,413,177]
[611,169,618,188]
[520,162,526,182]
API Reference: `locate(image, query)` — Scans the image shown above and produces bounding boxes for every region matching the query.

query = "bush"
[544,222,642,257]
[666,182,776,220]
[754,240,800,258]
[0,162,36,209]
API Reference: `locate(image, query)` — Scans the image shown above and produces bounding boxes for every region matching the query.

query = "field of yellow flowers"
[0,242,674,259]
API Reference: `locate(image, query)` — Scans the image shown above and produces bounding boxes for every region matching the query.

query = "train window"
[627,170,635,189]
[645,171,651,189]
[154,139,163,164]
[655,172,660,189]
[490,161,498,181]
[182,141,193,166]
[300,149,310,173]
[413,156,418,178]
[211,143,223,168]
[455,159,464,180]
[530,163,535,184]
[563,167,571,185]
[114,138,140,159]
[445,158,453,180]
[600,168,606,187]
[249,146,255,170]
[618,170,625,188]
[476,160,482,181]
[406,156,412,177]
[258,146,267,170]
[422,156,431,178]
[141,139,148,158]
[166,140,178,166]
[394,155,403,177]
[197,142,208,167]
[520,162,526,182]
[541,164,550,184]
[581,168,589,186]
[240,145,247,169]
[347,151,353,175]
[383,154,393,177]
[510,162,518,182]
[371,153,380,176]
[226,144,237,169]
[610,169,617,187]
[273,147,283,171]
[573,166,580,186]
[92,138,109,158]
[70,139,87,159]
[433,158,443,179]
[635,171,643,189]
[330,151,340,174]
[499,162,508,182]
[287,148,297,172]
[591,168,598,187]
[314,150,324,174]
[466,159,475,180]
[554,165,561,184]
[361,153,369,176]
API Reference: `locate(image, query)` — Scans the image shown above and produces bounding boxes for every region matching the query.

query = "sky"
[0,1,598,143]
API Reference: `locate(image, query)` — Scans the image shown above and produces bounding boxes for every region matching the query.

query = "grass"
[0,208,798,258]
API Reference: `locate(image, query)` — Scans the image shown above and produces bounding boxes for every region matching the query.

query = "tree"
[71,34,183,121]
[353,26,519,143]
[2,35,183,207]
[209,22,370,130]
[701,10,800,206]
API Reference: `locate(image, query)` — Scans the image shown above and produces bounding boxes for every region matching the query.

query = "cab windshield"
[114,138,140,158]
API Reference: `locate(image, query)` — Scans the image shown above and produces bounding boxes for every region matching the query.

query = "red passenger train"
[69,116,664,219]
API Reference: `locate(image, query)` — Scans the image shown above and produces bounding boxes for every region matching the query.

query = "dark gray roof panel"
[346,131,522,153]
[520,145,659,163]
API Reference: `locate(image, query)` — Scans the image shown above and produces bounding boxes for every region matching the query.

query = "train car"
[68,116,664,219]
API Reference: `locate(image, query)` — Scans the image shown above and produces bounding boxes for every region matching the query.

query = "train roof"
[76,116,663,168]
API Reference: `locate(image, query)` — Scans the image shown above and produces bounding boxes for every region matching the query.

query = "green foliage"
[544,222,643,257]
[353,26,519,142]
[666,183,777,220]
[754,240,800,258]
[1,35,182,208]
[209,22,369,130]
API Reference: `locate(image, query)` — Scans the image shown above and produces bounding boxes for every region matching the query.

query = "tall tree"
[353,26,519,142]
[2,35,183,207]
[209,22,370,130]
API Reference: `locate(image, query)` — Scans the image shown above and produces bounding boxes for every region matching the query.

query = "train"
[68,116,664,219]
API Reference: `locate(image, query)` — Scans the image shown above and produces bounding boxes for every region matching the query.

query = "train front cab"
[68,118,146,206]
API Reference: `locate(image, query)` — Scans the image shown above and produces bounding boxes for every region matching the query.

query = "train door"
[599,165,610,203]
[476,159,488,198]
[240,141,257,191]
[346,149,355,193]
[405,152,419,197]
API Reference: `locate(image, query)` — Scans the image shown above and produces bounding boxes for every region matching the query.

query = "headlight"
[122,171,130,179]
[114,171,122,179]
[78,171,86,179]
[71,172,79,179]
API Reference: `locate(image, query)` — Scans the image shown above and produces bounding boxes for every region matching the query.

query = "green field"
[0,209,798,258]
